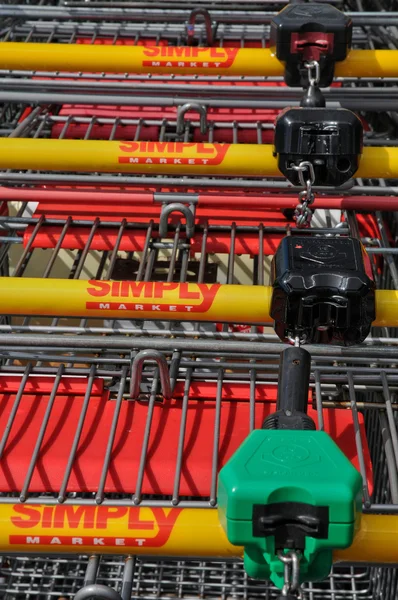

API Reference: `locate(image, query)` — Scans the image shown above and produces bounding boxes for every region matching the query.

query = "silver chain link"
[290,60,321,228]
[290,161,315,228]
[304,60,320,87]
[278,550,304,598]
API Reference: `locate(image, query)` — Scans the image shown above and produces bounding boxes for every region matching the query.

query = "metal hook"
[130,350,172,400]
[74,584,123,600]
[176,102,208,136]
[159,203,195,239]
[186,8,213,47]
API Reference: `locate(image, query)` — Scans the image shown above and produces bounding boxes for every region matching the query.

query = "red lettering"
[167,47,187,58]
[174,142,185,153]
[197,143,216,155]
[179,283,200,300]
[42,507,53,529]
[96,507,128,530]
[210,48,225,59]
[111,281,121,297]
[53,505,96,529]
[198,283,220,311]
[142,47,160,58]
[154,142,168,153]
[11,505,41,529]
[120,281,147,298]
[224,48,239,66]
[128,508,155,531]
[211,144,229,164]
[149,508,182,546]
[87,280,111,297]
[153,282,179,298]
[119,142,139,153]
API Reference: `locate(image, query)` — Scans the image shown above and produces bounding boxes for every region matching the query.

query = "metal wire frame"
[0,9,396,600]
[0,341,395,509]
[0,3,392,47]
[0,555,391,600]
[0,4,395,27]
[0,202,393,508]
[0,107,397,190]
[4,76,398,113]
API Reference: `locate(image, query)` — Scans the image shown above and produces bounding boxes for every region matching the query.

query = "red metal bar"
[2,187,398,211]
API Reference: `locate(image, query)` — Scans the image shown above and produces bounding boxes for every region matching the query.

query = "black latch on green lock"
[218,347,362,589]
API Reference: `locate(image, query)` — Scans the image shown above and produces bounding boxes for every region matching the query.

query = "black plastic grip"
[277,346,311,414]
[263,347,315,430]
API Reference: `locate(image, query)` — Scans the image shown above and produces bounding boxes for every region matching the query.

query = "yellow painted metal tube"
[334,49,398,78]
[1,43,398,78]
[0,279,273,323]
[0,504,396,563]
[0,138,397,179]
[0,279,396,327]
[0,43,283,77]
[0,139,281,177]
[373,289,398,327]
[334,514,398,564]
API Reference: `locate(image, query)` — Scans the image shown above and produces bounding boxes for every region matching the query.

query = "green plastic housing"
[218,430,362,588]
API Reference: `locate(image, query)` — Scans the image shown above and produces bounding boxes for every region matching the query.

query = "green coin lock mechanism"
[218,347,362,590]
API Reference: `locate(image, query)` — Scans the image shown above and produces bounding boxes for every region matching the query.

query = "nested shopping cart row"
[1,2,398,598]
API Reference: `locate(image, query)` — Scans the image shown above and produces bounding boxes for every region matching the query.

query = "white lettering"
[129,158,139,163]
[188,159,195,165]
[145,158,153,164]
[178,62,185,67]
[115,538,125,546]
[185,306,194,312]
[214,63,221,67]
[166,62,173,67]
[152,305,161,311]
[190,62,197,67]
[99,303,110,309]
[135,304,144,310]
[72,538,83,545]
[201,159,209,164]
[135,539,146,546]
[173,159,181,164]
[151,62,161,67]
[27,537,40,544]
[51,537,61,545]
[94,538,105,545]
[203,62,209,67]
[118,304,127,310]
[169,306,177,311]
[159,158,167,164]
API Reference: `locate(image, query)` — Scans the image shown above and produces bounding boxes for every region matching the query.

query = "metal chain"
[289,59,321,228]
[304,60,320,88]
[278,550,304,598]
[290,161,315,228]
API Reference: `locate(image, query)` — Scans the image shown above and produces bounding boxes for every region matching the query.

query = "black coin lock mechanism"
[270,236,376,345]
[270,3,352,87]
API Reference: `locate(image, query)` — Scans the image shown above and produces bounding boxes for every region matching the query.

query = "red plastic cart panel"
[0,376,373,498]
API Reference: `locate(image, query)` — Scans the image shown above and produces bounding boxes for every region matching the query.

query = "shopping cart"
[1,1,398,599]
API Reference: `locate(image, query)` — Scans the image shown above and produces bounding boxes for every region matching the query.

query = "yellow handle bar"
[0,139,397,179]
[0,43,398,78]
[0,279,395,328]
[0,504,396,563]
